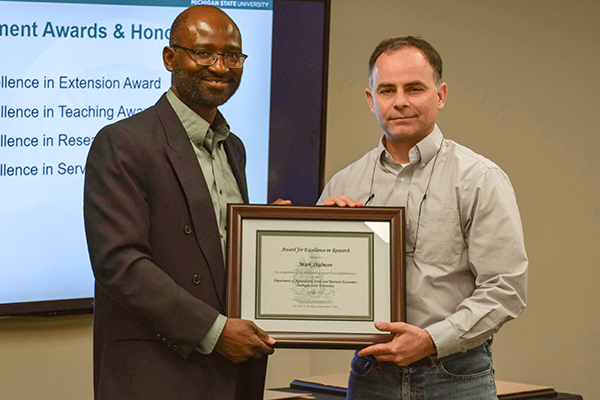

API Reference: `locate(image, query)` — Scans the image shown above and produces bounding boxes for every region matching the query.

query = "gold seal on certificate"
[227,204,405,349]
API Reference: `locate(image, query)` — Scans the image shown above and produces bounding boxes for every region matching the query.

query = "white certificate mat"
[255,231,373,320]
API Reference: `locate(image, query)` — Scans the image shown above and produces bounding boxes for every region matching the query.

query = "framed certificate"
[226,204,405,349]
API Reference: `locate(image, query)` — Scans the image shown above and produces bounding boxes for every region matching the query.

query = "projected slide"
[0,0,273,304]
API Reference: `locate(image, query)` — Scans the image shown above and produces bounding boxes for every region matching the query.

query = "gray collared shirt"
[166,89,243,257]
[167,89,243,354]
[318,125,528,357]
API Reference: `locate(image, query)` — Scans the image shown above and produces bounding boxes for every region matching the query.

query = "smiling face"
[163,6,242,121]
[366,46,447,151]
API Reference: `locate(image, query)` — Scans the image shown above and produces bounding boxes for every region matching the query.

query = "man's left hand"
[358,322,436,366]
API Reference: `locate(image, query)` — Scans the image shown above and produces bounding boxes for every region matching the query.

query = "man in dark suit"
[84,5,279,399]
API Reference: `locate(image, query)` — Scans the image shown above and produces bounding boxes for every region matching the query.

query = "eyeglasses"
[171,45,248,69]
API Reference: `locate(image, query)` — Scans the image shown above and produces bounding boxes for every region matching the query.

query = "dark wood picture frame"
[227,204,405,349]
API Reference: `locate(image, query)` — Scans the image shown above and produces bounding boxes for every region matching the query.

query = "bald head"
[163,5,244,123]
[169,5,241,47]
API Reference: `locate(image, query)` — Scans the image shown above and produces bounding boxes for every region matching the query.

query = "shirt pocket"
[413,208,463,266]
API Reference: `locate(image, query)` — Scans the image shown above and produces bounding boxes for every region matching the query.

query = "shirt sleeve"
[425,167,528,357]
[196,314,227,354]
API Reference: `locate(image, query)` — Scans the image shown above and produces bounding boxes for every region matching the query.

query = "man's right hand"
[320,195,363,207]
[214,318,275,364]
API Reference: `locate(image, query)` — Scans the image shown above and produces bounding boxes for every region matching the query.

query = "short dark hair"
[368,36,443,90]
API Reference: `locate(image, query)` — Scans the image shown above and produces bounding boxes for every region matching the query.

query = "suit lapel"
[154,94,227,310]
[223,138,249,204]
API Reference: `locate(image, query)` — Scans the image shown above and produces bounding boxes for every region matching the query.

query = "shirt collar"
[376,124,444,171]
[166,89,230,152]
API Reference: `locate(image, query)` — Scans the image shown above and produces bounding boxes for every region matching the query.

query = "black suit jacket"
[84,94,265,400]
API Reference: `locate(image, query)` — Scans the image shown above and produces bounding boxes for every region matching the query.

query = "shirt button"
[192,275,202,285]
[184,225,192,235]
[172,344,179,351]
[400,177,406,183]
